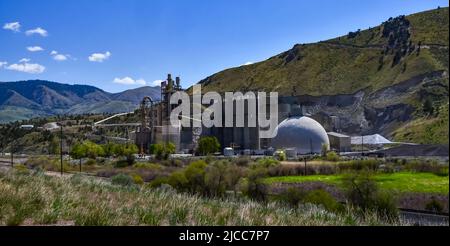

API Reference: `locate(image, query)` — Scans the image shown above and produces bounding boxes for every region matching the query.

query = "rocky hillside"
[0,80,160,123]
[197,7,449,144]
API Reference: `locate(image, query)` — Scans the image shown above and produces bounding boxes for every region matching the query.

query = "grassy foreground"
[265,172,449,194]
[0,170,406,226]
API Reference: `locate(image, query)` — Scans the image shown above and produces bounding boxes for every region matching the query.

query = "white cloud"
[50,50,71,61]
[25,27,48,37]
[135,79,146,85]
[241,61,254,66]
[0,61,7,68]
[88,51,111,62]
[19,58,31,63]
[3,22,20,32]
[53,54,68,61]
[5,61,45,74]
[27,46,44,52]
[152,80,164,86]
[113,77,147,85]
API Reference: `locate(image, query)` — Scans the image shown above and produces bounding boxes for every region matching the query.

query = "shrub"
[83,140,105,159]
[425,198,444,213]
[274,150,286,161]
[278,187,306,207]
[197,136,220,156]
[150,142,176,160]
[342,172,378,210]
[71,142,87,162]
[24,156,71,172]
[113,160,129,168]
[14,164,30,175]
[204,155,215,164]
[132,174,144,185]
[343,172,398,220]
[102,142,118,157]
[96,168,120,178]
[133,163,161,170]
[169,159,184,167]
[225,164,246,194]
[184,160,207,193]
[257,158,280,168]
[149,143,163,158]
[204,161,228,197]
[85,159,96,166]
[114,143,138,165]
[165,142,176,155]
[235,156,251,166]
[321,144,329,157]
[111,174,134,186]
[317,164,337,175]
[338,159,380,172]
[379,163,396,173]
[303,189,343,213]
[168,171,188,190]
[242,167,268,201]
[149,176,169,188]
[267,164,319,177]
[326,151,340,162]
[405,160,449,176]
[373,192,399,221]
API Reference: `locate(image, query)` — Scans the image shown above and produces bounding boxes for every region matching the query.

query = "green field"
[265,172,449,194]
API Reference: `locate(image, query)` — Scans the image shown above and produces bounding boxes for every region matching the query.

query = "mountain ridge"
[198,7,448,95]
[195,7,449,144]
[0,80,161,123]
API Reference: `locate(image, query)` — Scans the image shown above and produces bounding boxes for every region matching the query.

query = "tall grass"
[0,170,409,226]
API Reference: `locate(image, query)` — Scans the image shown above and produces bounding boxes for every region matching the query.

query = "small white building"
[223,147,234,156]
[20,125,34,130]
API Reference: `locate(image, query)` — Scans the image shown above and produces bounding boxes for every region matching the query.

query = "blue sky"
[0,0,448,93]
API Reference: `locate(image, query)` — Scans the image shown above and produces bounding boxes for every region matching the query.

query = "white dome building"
[271,115,330,155]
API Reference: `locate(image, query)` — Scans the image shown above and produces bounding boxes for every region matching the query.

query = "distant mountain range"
[0,80,160,123]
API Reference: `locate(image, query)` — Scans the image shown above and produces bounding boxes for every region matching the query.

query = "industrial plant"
[112,73,446,160]
[127,74,329,155]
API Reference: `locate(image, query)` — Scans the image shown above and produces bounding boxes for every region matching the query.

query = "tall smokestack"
[167,74,173,88]
[175,76,180,89]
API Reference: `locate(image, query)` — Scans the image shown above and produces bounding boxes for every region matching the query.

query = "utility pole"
[10,139,13,167]
[304,156,307,176]
[360,126,364,157]
[361,134,364,157]
[60,124,63,176]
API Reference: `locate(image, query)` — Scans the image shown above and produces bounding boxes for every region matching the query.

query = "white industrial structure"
[271,115,330,154]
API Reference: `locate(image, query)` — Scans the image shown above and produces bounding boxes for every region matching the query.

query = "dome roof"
[271,116,330,154]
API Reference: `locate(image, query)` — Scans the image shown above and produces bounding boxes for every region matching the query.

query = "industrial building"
[272,114,330,155]
[134,74,332,155]
[327,132,351,153]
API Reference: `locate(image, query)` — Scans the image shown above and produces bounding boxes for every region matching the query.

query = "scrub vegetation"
[9,152,450,221]
[0,170,411,226]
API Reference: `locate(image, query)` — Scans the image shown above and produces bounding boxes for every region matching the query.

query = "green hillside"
[393,103,449,144]
[199,7,448,96]
[0,106,51,124]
